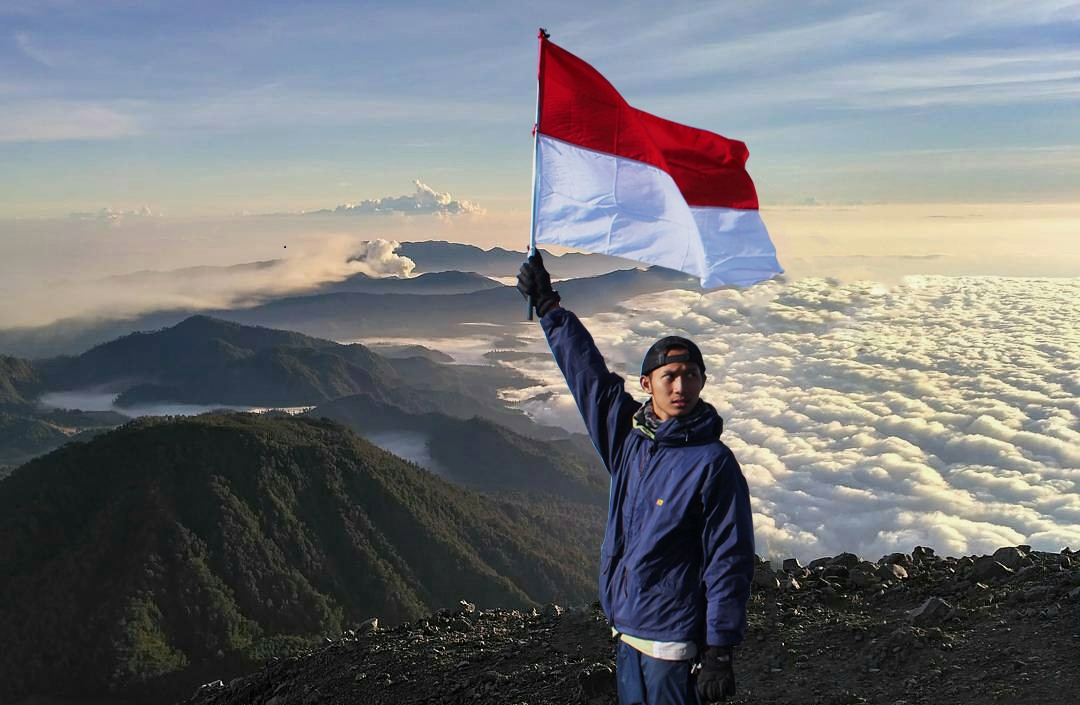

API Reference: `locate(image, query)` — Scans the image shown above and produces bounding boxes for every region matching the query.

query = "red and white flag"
[531,34,782,288]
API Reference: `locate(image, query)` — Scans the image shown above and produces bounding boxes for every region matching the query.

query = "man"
[517,251,754,705]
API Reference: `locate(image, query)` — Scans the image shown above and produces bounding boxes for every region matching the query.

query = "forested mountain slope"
[0,413,597,704]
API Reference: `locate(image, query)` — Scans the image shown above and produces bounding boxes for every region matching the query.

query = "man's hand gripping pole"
[517,249,561,320]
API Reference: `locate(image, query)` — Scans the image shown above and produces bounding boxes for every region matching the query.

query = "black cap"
[640,336,706,377]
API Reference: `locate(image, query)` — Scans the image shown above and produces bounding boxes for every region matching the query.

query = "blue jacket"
[541,307,754,646]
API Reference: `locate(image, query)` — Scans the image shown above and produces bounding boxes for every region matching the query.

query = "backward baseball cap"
[640,335,706,377]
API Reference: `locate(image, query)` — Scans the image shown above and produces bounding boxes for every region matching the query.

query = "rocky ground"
[181,545,1080,705]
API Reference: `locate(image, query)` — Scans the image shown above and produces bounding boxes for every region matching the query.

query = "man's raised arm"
[517,252,640,472]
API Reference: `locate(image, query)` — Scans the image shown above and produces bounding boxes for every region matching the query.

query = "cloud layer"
[0,210,532,329]
[498,276,1080,560]
[0,235,415,328]
[67,206,161,221]
[307,180,482,216]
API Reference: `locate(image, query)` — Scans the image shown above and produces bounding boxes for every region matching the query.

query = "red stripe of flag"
[537,38,760,211]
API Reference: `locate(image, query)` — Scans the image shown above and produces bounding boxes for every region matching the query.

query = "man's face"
[639,347,706,421]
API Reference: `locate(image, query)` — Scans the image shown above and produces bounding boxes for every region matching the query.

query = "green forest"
[0,413,604,703]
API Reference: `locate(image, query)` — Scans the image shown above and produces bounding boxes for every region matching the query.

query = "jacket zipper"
[627,442,656,537]
[622,441,658,600]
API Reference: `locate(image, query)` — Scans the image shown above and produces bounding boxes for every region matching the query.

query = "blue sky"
[2,0,1079,216]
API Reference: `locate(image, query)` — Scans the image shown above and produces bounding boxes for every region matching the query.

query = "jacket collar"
[632,399,724,445]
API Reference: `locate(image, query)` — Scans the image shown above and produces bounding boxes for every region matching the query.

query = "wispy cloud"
[1,1,1077,206]
[0,100,139,141]
[0,90,516,143]
[554,3,1080,119]
[13,31,57,67]
[156,87,518,131]
[640,46,1080,117]
[763,145,1080,178]
[809,49,1080,110]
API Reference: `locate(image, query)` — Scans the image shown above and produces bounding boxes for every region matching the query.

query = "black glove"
[516,250,561,318]
[697,645,736,702]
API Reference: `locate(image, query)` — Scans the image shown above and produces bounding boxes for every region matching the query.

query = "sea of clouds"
[495,276,1080,561]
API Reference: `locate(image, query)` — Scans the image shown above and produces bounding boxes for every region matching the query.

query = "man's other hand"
[697,646,736,702]
[516,250,561,317]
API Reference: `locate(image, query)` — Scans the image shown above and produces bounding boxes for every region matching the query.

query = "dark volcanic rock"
[180,544,1080,705]
[754,565,780,591]
[991,546,1031,570]
[878,563,909,581]
[972,557,1015,582]
[830,552,861,569]
[912,545,936,561]
[907,597,953,626]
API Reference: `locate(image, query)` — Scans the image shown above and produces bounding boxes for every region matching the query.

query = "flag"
[532,35,783,288]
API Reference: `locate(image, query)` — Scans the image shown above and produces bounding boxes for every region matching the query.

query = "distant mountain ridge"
[0,262,697,362]
[312,270,501,296]
[310,394,608,503]
[0,314,564,465]
[37,315,395,408]
[396,240,635,279]
[215,265,699,340]
[0,354,126,464]
[0,410,121,466]
[0,355,40,411]
[37,316,529,427]
[44,314,346,385]
[0,242,636,358]
[0,413,599,703]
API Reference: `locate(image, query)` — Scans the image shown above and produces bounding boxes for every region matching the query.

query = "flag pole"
[526,28,548,321]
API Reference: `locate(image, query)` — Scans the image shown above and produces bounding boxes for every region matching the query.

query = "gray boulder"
[907,597,953,626]
[542,602,564,620]
[881,552,912,567]
[972,557,1014,582]
[831,552,861,569]
[578,663,616,699]
[912,546,936,562]
[878,563,909,581]
[780,575,802,591]
[754,566,780,590]
[849,569,874,589]
[992,546,1030,570]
